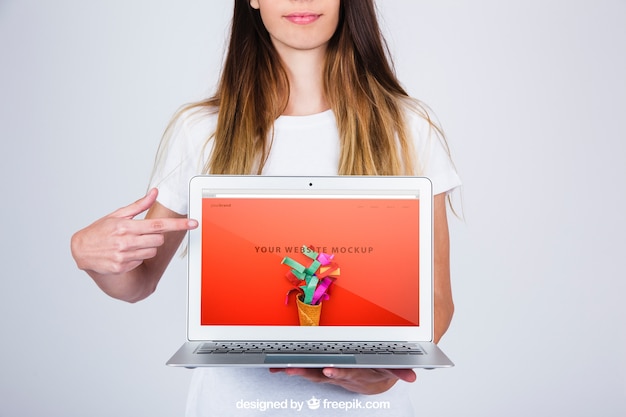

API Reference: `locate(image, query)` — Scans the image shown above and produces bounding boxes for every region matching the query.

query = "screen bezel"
[186,175,433,342]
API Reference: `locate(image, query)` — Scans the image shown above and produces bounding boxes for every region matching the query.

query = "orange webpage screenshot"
[200,193,420,327]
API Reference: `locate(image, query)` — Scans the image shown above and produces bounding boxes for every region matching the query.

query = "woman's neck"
[278,47,329,116]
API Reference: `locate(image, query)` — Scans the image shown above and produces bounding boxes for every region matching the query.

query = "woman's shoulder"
[159,103,220,157]
[399,98,461,194]
[172,103,219,135]
[399,98,442,134]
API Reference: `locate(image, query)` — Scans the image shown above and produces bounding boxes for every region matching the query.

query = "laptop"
[167,175,454,369]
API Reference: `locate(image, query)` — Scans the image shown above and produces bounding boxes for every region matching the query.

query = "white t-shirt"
[150,107,461,417]
[150,108,461,215]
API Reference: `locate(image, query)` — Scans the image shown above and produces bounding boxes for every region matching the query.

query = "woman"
[71,1,460,415]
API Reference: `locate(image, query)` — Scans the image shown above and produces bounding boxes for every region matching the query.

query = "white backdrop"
[1,1,625,416]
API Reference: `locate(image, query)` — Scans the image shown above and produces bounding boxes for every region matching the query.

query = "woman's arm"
[273,193,454,394]
[433,192,454,343]
[70,188,197,303]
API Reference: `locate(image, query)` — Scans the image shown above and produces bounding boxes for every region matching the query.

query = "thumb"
[111,188,159,219]
[387,369,417,383]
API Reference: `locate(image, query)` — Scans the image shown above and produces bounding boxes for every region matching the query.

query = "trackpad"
[264,355,357,365]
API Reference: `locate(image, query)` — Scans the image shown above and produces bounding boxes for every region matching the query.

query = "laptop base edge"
[167,342,454,369]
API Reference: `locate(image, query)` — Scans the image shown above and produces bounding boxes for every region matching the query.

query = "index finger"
[139,217,198,234]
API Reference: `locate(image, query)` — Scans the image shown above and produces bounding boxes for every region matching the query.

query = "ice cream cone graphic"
[282,246,339,326]
[296,294,322,326]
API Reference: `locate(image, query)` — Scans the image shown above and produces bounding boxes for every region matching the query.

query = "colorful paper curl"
[281,245,340,306]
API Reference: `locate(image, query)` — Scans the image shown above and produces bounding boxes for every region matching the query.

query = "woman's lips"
[284,13,321,25]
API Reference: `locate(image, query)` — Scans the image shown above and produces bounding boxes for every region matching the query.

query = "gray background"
[1,1,625,416]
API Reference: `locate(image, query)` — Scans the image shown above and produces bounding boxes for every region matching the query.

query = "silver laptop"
[167,175,453,369]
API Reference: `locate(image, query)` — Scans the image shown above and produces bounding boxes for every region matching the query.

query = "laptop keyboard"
[195,342,424,355]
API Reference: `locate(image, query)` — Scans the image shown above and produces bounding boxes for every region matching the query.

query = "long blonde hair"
[158,0,450,178]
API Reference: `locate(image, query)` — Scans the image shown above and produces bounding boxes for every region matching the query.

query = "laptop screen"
[199,191,420,327]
